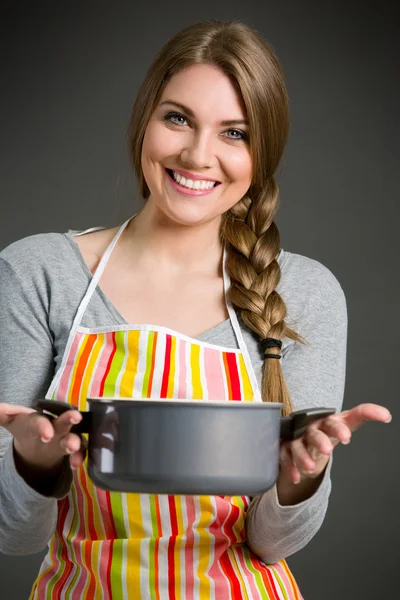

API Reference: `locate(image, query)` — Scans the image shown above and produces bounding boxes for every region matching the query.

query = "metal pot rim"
[87,397,283,409]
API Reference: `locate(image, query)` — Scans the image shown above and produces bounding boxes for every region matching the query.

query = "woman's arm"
[0,256,69,555]
[246,259,347,564]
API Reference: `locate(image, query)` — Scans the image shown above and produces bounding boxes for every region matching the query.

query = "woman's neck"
[124,203,224,278]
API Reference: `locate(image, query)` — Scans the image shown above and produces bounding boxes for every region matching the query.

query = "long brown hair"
[128,19,305,415]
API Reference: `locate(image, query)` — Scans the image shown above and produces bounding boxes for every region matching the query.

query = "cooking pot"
[35,398,334,496]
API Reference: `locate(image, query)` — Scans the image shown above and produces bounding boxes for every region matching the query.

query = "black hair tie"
[260,337,282,360]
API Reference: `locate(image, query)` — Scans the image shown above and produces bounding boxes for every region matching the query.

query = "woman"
[0,19,391,599]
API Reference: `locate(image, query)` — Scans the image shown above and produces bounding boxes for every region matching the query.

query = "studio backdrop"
[1,2,398,599]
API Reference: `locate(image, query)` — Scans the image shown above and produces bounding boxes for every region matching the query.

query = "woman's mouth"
[165,168,221,197]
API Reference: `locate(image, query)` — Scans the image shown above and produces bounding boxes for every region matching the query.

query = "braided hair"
[221,185,304,416]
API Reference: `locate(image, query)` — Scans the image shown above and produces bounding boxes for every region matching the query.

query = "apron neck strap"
[70,216,134,334]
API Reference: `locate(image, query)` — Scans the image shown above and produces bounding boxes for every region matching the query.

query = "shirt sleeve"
[0,257,65,555]
[245,261,348,564]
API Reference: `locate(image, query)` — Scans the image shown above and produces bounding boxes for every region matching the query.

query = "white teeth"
[171,170,217,190]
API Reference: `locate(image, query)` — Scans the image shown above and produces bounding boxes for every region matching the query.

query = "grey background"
[1,1,398,598]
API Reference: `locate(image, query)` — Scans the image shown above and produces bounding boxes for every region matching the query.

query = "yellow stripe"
[196,496,214,597]
[229,548,250,600]
[238,353,254,401]
[190,344,203,399]
[126,493,145,539]
[91,542,102,600]
[174,495,184,597]
[167,335,176,398]
[125,494,144,599]
[80,334,104,407]
[67,335,90,405]
[120,330,140,397]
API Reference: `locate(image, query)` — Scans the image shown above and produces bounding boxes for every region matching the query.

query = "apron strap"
[73,226,107,236]
[222,247,263,403]
[69,216,134,338]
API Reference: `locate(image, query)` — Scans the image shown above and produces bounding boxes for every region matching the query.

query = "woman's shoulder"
[0,231,70,278]
[279,248,345,294]
[0,225,115,279]
[278,249,347,324]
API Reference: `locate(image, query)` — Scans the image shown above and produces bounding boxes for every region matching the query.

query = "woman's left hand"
[279,403,392,484]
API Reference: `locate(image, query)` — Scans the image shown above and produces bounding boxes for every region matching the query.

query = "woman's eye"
[164,112,188,126]
[225,129,248,141]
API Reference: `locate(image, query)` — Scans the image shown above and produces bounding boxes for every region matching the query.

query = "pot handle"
[33,399,92,434]
[280,407,336,441]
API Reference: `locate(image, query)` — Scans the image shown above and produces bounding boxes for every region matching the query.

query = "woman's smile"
[165,167,222,197]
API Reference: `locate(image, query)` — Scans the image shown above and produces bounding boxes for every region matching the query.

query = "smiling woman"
[0,17,391,600]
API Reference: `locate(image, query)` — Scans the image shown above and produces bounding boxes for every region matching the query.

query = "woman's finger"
[0,403,36,428]
[317,417,351,446]
[70,448,86,469]
[6,411,55,443]
[52,410,82,438]
[59,432,83,455]
[279,443,301,484]
[305,427,334,458]
[341,403,392,433]
[290,437,316,474]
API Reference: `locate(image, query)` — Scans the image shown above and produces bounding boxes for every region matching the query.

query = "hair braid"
[221,177,305,416]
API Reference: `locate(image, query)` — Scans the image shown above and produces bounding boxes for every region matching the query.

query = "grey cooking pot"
[35,398,334,496]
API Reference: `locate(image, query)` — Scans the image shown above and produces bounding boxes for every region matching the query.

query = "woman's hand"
[280,403,392,487]
[0,402,86,474]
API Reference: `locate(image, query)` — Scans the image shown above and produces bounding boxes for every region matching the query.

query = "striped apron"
[29,217,303,599]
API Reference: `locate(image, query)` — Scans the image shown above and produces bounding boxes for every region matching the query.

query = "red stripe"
[102,489,118,599]
[105,491,118,539]
[225,352,241,400]
[257,560,281,597]
[160,334,172,398]
[218,551,243,598]
[106,538,114,599]
[71,334,96,405]
[79,472,98,597]
[167,495,178,599]
[265,567,281,597]
[49,498,71,597]
[245,551,276,597]
[79,471,98,540]
[223,503,241,545]
[99,333,117,396]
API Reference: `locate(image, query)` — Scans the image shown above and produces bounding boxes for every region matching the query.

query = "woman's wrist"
[12,441,68,497]
[276,458,329,506]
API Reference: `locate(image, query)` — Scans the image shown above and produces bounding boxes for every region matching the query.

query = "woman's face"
[141,64,252,227]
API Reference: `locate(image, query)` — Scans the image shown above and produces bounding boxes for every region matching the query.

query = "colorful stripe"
[31,326,301,599]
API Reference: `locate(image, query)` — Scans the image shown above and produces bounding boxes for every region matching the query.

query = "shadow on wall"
[1,551,45,600]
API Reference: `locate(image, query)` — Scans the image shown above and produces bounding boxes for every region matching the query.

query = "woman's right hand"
[0,402,86,473]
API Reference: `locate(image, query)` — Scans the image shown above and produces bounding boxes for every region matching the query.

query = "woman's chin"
[156,201,221,228]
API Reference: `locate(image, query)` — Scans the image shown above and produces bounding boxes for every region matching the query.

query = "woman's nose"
[180,132,216,169]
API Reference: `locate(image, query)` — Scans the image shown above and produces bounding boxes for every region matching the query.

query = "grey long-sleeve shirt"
[0,226,347,563]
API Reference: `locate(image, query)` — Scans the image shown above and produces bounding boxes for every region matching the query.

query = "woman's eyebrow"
[158,100,249,126]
